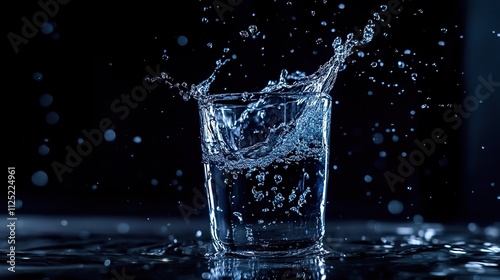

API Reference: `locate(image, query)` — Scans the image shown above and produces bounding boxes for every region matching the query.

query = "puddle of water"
[1,216,498,279]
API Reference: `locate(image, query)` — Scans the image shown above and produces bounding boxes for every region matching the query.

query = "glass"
[198,92,332,257]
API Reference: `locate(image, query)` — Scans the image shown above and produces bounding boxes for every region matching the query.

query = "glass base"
[207,239,327,258]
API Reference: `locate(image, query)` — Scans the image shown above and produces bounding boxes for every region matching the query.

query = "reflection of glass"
[198,92,332,256]
[208,254,326,280]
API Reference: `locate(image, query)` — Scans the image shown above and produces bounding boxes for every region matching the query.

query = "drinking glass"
[198,92,331,257]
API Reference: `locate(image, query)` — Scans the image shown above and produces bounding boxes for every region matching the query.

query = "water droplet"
[60,220,68,226]
[45,111,59,125]
[38,144,50,155]
[39,93,53,107]
[392,135,399,142]
[338,3,345,9]
[371,62,378,68]
[151,179,158,186]
[321,21,327,26]
[397,61,405,68]
[207,42,213,48]
[248,25,258,35]
[33,72,43,81]
[274,175,283,184]
[117,223,130,234]
[32,170,48,186]
[176,170,183,177]
[364,175,373,183]
[104,259,111,266]
[177,35,188,46]
[367,90,373,95]
[195,230,202,237]
[201,17,208,24]
[438,40,445,46]
[372,133,384,144]
[379,151,387,158]
[104,129,116,142]
[239,30,249,37]
[404,49,411,55]
[316,38,323,44]
[388,200,404,214]
[41,22,55,34]
[133,136,142,144]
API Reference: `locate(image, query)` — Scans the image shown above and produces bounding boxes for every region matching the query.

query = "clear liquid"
[205,157,328,255]
[199,93,331,255]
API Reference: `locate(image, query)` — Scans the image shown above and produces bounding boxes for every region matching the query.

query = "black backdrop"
[4,0,499,225]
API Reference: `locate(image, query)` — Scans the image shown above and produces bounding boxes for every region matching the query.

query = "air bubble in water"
[274,175,283,184]
[233,212,243,223]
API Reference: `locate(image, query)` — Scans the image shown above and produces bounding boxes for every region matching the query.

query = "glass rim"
[198,91,332,103]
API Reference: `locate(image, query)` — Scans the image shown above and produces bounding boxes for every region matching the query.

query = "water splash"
[149,20,375,101]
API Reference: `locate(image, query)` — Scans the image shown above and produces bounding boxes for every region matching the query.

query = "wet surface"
[1,216,499,279]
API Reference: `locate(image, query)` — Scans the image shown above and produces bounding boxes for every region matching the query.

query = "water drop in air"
[372,133,384,144]
[33,72,43,81]
[39,93,53,107]
[38,144,50,155]
[177,35,188,46]
[364,175,373,183]
[32,170,48,187]
[133,136,142,144]
[388,200,404,214]
[104,129,116,142]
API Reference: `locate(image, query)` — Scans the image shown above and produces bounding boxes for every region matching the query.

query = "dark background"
[4,0,499,225]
